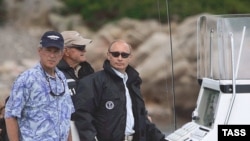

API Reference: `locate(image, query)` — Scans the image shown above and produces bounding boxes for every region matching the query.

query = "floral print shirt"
[5,63,75,141]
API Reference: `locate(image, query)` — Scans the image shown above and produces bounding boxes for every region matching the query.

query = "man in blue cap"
[4,31,75,141]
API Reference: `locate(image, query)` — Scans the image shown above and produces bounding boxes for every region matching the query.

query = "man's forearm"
[5,117,19,141]
[68,128,72,141]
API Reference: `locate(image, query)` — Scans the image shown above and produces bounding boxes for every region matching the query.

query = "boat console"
[166,14,250,141]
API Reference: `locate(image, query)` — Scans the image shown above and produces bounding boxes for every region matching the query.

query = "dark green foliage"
[61,0,168,30]
[60,0,250,30]
[0,0,6,25]
[169,0,250,21]
[1,0,249,29]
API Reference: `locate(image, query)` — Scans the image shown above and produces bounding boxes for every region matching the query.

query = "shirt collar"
[112,67,128,82]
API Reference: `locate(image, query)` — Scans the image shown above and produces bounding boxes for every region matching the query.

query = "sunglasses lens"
[76,47,85,51]
[111,52,120,57]
[109,52,130,58]
[70,45,86,51]
[121,53,130,58]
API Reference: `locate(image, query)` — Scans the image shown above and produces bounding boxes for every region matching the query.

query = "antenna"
[225,26,246,124]
[165,0,177,130]
[235,26,246,77]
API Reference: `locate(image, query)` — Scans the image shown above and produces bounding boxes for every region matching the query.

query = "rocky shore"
[0,0,204,131]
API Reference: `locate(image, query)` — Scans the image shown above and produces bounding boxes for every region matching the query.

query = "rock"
[0,0,211,129]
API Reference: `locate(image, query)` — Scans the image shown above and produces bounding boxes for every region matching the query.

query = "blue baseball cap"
[40,31,64,49]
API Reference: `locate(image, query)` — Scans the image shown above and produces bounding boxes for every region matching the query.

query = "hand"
[147,115,152,122]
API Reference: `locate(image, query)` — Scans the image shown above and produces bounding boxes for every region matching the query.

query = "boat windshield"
[197,14,250,81]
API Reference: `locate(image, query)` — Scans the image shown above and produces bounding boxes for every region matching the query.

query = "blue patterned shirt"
[5,63,75,141]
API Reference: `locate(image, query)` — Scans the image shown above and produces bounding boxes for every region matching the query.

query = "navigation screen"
[195,87,220,128]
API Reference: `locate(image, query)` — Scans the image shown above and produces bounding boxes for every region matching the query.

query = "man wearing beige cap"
[58,30,94,96]
[57,31,94,140]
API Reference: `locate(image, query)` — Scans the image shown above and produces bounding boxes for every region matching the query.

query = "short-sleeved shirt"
[5,63,75,141]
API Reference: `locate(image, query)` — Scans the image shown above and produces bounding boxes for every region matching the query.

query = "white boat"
[166,14,250,141]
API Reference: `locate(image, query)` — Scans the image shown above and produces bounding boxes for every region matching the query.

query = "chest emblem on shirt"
[105,101,114,110]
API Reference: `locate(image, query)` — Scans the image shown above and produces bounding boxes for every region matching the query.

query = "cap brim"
[42,42,63,49]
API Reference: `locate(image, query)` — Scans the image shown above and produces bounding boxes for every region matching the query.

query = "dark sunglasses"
[43,69,65,96]
[70,45,86,51]
[109,51,130,58]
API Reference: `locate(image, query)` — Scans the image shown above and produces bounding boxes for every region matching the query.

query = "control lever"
[192,110,200,121]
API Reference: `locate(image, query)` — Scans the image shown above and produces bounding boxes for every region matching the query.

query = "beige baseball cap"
[61,31,92,47]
